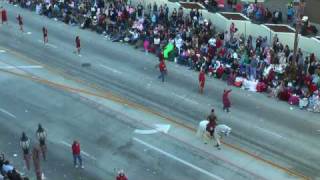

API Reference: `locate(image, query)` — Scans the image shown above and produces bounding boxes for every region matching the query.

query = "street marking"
[26,32,32,35]
[37,40,58,49]
[0,50,6,53]
[100,64,122,74]
[134,124,171,135]
[256,126,285,139]
[0,65,43,69]
[0,61,309,180]
[59,141,97,160]
[172,93,199,105]
[133,137,224,180]
[0,108,16,119]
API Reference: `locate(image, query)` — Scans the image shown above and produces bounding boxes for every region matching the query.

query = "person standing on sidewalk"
[71,140,83,168]
[36,124,47,161]
[16,14,23,32]
[156,59,167,82]
[42,26,48,44]
[222,89,232,112]
[75,36,81,55]
[198,68,206,94]
[116,170,128,180]
[20,132,30,170]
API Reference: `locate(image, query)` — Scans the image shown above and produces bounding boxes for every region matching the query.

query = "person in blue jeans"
[72,140,83,168]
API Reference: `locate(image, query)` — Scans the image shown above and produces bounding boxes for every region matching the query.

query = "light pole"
[292,0,306,63]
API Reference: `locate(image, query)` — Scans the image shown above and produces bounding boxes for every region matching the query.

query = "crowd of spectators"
[8,0,320,112]
[0,153,28,180]
[179,0,318,36]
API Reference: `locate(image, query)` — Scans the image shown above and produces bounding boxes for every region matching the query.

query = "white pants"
[214,131,221,146]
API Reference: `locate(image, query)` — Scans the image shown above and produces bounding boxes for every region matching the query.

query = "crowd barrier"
[131,0,320,58]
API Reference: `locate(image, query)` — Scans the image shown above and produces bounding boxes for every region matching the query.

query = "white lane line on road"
[171,93,199,105]
[133,137,224,180]
[0,65,43,69]
[0,50,6,53]
[59,141,97,160]
[100,64,122,74]
[256,127,285,139]
[37,40,58,49]
[0,108,16,119]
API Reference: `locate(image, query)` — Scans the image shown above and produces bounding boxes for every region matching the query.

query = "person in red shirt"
[72,140,83,168]
[42,26,48,44]
[198,68,206,94]
[222,89,232,112]
[16,14,23,32]
[206,114,217,137]
[1,7,8,24]
[157,59,167,82]
[116,170,128,180]
[75,36,81,55]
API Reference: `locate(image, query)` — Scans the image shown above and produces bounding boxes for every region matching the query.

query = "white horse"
[196,120,232,147]
[196,120,209,138]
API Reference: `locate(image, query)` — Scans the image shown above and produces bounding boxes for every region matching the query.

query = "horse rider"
[205,112,217,144]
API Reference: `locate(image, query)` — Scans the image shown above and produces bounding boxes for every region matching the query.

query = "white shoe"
[81,165,84,169]
[75,165,79,168]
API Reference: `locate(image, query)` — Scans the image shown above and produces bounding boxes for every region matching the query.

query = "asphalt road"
[0,2,320,180]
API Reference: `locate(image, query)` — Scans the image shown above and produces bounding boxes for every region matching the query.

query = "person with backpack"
[36,124,47,161]
[20,132,30,170]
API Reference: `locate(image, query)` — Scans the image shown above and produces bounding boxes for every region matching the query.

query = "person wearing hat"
[20,132,30,170]
[116,169,128,180]
[36,124,47,161]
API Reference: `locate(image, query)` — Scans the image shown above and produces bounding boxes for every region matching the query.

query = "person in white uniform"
[214,124,232,150]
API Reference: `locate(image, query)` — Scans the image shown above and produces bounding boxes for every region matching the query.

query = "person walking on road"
[16,14,23,32]
[1,7,8,24]
[198,68,206,94]
[116,170,128,180]
[36,124,47,161]
[75,36,81,55]
[20,132,31,170]
[157,59,167,82]
[42,26,48,44]
[222,89,232,112]
[214,124,232,150]
[72,140,83,168]
[32,145,42,180]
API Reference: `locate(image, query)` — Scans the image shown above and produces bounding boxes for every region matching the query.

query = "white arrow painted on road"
[134,124,171,135]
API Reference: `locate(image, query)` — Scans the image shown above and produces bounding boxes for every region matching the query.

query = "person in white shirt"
[208,37,216,47]
[214,124,232,150]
